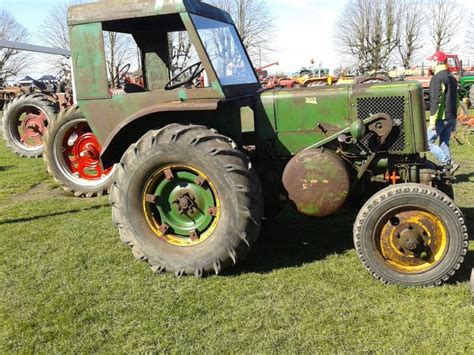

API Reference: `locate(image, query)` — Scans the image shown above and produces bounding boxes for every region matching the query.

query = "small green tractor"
[50,0,468,285]
[390,53,474,111]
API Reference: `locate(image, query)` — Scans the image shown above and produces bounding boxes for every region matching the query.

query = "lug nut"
[189,230,199,241]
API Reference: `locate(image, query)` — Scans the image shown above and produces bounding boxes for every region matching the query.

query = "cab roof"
[68,0,233,26]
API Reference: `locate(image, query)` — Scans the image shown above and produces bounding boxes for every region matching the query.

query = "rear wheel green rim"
[142,164,220,247]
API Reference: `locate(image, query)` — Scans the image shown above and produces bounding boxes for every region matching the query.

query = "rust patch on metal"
[164,168,174,180]
[378,210,447,272]
[367,113,393,144]
[208,206,217,217]
[195,176,205,186]
[68,0,185,26]
[189,230,199,241]
[159,223,170,234]
[145,194,158,203]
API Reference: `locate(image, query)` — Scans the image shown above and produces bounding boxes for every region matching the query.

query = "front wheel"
[110,124,263,277]
[353,183,468,286]
[43,106,115,197]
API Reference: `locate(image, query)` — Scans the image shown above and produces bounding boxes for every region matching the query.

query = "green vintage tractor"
[53,0,468,285]
[460,76,474,108]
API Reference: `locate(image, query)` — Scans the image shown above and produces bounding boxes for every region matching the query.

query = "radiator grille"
[357,96,406,152]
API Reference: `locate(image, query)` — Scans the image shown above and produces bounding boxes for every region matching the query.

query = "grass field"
[1,111,473,353]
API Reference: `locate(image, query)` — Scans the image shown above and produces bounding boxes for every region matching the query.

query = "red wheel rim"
[14,107,48,148]
[60,122,112,180]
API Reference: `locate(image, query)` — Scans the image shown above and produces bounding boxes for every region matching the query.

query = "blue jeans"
[427,118,456,165]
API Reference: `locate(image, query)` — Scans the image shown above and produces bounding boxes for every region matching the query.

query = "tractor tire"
[470,86,474,109]
[43,105,115,197]
[435,181,454,200]
[110,124,263,277]
[2,94,58,158]
[353,183,468,286]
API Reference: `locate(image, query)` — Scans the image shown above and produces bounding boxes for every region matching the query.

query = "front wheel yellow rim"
[376,207,448,274]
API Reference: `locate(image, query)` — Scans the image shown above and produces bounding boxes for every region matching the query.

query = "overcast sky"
[1,0,473,78]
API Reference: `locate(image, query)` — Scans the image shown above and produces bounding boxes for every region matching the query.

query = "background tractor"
[1,80,73,158]
[389,54,474,112]
[0,84,23,110]
[0,40,128,196]
[61,0,468,285]
[0,42,74,158]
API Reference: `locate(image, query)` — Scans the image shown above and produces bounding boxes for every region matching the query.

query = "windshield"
[191,15,258,86]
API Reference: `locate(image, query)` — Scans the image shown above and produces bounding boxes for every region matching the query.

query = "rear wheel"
[43,106,115,197]
[110,124,263,277]
[354,183,468,286]
[1,94,58,157]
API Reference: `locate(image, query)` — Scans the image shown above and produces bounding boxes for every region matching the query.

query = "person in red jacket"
[426,50,459,173]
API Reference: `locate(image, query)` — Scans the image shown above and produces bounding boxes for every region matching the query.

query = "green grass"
[1,112,473,353]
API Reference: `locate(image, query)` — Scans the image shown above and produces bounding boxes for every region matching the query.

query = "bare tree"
[204,0,274,65]
[38,0,135,83]
[397,0,425,69]
[466,12,474,56]
[428,0,462,51]
[335,0,402,73]
[169,31,194,74]
[37,0,82,77]
[104,31,136,85]
[0,10,31,82]
[39,1,75,50]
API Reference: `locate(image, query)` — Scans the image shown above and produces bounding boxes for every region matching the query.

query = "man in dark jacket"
[426,50,459,172]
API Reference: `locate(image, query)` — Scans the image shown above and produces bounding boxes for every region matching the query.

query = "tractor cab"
[68,0,260,146]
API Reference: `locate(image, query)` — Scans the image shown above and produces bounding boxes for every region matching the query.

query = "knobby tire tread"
[110,124,263,277]
[353,183,468,286]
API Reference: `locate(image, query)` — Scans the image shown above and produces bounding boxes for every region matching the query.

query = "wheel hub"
[379,209,448,273]
[173,192,197,214]
[60,122,113,181]
[399,226,424,252]
[19,111,47,147]
[80,142,100,159]
[143,165,220,247]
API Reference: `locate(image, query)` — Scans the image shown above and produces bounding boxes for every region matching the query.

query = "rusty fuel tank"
[282,149,350,217]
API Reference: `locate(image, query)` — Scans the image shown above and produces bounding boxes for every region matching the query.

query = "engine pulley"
[282,149,350,217]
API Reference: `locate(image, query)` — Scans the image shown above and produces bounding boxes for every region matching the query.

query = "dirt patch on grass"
[10,182,71,203]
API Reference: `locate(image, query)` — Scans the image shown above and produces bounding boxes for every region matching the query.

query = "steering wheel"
[353,76,390,85]
[113,63,131,88]
[165,62,204,90]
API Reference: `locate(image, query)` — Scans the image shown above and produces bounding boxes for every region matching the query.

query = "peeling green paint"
[211,80,224,96]
[70,23,108,100]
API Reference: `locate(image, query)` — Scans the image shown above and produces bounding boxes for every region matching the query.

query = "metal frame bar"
[0,40,71,57]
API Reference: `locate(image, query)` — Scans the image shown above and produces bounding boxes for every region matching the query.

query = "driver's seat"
[123,83,147,93]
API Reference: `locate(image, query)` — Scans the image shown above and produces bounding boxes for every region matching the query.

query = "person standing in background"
[426,50,459,173]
